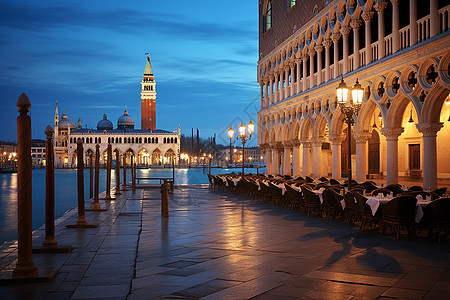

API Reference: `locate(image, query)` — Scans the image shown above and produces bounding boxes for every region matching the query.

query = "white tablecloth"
[366,196,430,223]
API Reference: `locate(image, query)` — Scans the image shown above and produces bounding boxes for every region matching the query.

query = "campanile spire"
[141,53,157,130]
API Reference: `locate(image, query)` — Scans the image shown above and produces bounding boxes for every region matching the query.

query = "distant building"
[53,54,181,168]
[31,139,46,167]
[216,145,263,166]
[0,141,17,168]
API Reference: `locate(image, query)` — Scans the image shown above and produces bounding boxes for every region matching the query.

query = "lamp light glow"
[336,77,349,104]
[247,120,254,135]
[352,78,364,105]
[239,122,246,136]
[227,126,234,139]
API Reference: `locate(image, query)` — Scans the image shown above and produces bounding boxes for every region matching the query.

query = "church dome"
[58,114,76,130]
[97,114,113,130]
[117,110,135,129]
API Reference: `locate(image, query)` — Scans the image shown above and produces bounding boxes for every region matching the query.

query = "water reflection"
[0,167,264,243]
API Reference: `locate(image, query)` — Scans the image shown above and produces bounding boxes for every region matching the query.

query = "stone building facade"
[257,0,450,189]
[53,54,180,168]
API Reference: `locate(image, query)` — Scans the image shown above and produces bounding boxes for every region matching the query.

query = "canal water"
[0,167,264,244]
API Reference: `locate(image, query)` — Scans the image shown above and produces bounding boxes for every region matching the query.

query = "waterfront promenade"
[1,186,450,299]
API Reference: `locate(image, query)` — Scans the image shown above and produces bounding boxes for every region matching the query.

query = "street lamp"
[227,126,234,166]
[336,77,364,189]
[228,120,254,177]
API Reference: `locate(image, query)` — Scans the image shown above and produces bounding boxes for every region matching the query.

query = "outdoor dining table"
[365,195,432,223]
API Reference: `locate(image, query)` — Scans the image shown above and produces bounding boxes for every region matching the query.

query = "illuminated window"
[289,0,296,9]
[263,1,272,33]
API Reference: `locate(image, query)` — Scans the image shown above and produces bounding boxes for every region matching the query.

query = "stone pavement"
[1,186,450,299]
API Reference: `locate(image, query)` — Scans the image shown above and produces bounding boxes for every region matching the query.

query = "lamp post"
[336,77,364,189]
[228,120,254,177]
[227,126,234,167]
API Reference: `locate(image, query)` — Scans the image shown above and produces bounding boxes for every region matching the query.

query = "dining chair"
[380,196,417,239]
[354,191,379,231]
[321,188,343,220]
[301,185,321,216]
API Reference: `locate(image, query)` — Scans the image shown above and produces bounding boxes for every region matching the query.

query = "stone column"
[43,125,57,248]
[269,75,274,105]
[331,136,344,180]
[332,33,341,78]
[296,58,302,93]
[302,140,312,177]
[74,139,88,226]
[259,80,264,108]
[374,1,388,59]
[323,39,332,82]
[341,26,351,74]
[417,123,443,190]
[302,54,308,91]
[351,20,362,69]
[291,140,301,178]
[264,78,269,106]
[315,45,323,85]
[265,147,273,175]
[312,138,324,178]
[381,127,404,185]
[362,11,374,64]
[354,133,372,183]
[430,0,439,37]
[13,93,38,278]
[282,142,292,175]
[89,153,93,199]
[290,62,295,96]
[410,0,417,45]
[392,0,400,52]
[284,65,290,99]
[279,68,285,101]
[274,71,279,103]
[309,49,315,88]
[272,147,280,175]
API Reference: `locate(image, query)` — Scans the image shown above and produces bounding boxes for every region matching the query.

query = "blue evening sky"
[0,0,260,147]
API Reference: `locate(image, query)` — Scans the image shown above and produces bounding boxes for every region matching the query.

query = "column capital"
[290,61,296,68]
[263,76,270,83]
[322,39,333,48]
[314,45,323,53]
[340,26,352,36]
[259,143,269,151]
[302,54,309,61]
[361,11,375,23]
[291,139,301,147]
[295,58,302,64]
[374,1,388,13]
[301,140,312,148]
[354,132,372,143]
[390,0,400,5]
[312,137,324,146]
[284,65,291,72]
[283,140,292,148]
[272,142,284,150]
[350,19,363,30]
[331,33,341,43]
[308,49,316,57]
[269,75,275,81]
[329,135,345,144]
[416,122,443,137]
[381,127,404,140]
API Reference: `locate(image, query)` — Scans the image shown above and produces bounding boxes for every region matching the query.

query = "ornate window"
[289,0,296,9]
[263,1,272,33]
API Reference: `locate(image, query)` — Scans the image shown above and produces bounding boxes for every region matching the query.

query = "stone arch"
[300,117,313,141]
[421,84,450,124]
[164,148,176,165]
[313,114,329,141]
[282,122,290,142]
[385,96,415,129]
[152,148,162,165]
[291,120,301,140]
[354,99,379,134]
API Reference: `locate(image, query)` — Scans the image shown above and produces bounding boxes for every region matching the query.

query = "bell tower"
[141,53,157,130]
